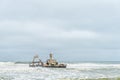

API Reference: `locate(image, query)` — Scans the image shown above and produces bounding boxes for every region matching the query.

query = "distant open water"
[0,61,120,80]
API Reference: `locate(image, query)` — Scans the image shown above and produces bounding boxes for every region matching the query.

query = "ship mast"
[50,53,53,60]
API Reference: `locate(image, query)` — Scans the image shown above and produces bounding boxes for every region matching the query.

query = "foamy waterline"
[0,62,120,80]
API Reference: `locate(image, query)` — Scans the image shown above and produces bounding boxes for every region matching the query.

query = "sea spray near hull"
[0,62,120,80]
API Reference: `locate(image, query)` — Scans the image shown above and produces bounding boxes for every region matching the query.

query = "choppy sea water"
[0,62,120,80]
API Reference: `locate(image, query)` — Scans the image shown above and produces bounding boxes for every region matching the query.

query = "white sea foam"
[0,62,120,80]
[67,63,120,70]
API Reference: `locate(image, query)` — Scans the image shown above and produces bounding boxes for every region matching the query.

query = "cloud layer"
[0,0,120,61]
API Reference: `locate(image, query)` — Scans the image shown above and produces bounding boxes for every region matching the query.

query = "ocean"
[0,61,120,80]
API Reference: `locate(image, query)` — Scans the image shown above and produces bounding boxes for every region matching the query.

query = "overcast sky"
[0,0,120,62]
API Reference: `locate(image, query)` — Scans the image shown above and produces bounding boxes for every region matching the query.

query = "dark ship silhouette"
[29,53,67,68]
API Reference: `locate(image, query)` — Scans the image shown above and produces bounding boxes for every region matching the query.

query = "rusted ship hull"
[43,65,66,68]
[29,64,42,67]
[29,64,66,68]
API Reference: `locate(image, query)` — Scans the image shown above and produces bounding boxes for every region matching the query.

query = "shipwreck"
[29,53,67,68]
